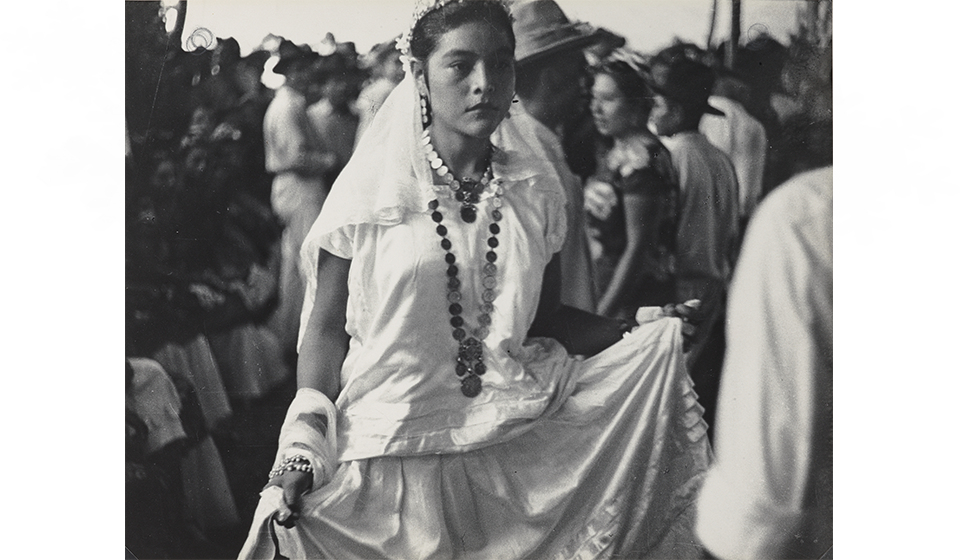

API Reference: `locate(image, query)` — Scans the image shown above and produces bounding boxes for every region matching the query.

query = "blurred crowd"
[125,0,831,558]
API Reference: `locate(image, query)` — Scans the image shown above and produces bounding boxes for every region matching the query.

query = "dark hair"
[409,0,515,61]
[593,59,654,114]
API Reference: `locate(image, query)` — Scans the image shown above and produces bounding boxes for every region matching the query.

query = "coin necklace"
[422,129,504,397]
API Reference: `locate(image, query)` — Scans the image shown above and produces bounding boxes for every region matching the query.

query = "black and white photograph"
[121,1,836,558]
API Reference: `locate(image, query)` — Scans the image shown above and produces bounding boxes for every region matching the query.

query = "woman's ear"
[411,58,429,100]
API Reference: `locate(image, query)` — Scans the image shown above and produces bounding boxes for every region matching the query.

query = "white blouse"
[320,164,573,462]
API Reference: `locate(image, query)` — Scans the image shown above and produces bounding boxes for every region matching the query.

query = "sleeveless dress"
[239,140,712,559]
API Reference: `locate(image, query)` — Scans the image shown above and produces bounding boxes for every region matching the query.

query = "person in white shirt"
[354,40,404,147]
[263,47,335,353]
[699,71,767,228]
[696,166,832,560]
[307,51,363,185]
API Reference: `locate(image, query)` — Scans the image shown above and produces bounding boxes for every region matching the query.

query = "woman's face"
[590,73,643,139]
[417,20,515,141]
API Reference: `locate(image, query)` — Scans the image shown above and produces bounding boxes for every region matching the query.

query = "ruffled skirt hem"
[241,318,711,559]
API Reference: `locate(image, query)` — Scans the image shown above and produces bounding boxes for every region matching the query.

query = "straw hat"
[513,0,606,67]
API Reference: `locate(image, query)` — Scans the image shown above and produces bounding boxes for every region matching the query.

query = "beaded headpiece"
[396,0,512,72]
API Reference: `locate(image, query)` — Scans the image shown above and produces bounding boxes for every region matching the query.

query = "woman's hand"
[584,178,618,220]
[265,470,313,527]
[661,300,702,351]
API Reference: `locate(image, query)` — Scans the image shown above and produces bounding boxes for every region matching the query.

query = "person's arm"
[528,254,630,356]
[296,251,351,403]
[595,191,660,316]
[269,250,350,526]
[530,254,700,357]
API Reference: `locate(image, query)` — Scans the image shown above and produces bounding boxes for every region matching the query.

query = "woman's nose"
[472,63,493,93]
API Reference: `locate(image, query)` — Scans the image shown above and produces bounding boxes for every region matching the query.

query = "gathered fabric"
[240,318,711,560]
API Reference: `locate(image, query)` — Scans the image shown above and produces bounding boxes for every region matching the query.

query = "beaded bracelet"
[268,454,314,480]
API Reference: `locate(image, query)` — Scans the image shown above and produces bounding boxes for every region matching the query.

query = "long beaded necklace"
[422,129,504,397]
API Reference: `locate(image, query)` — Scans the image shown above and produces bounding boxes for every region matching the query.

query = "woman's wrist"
[269,454,315,480]
[274,388,339,490]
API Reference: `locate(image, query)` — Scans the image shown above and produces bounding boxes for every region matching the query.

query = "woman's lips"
[467,102,498,112]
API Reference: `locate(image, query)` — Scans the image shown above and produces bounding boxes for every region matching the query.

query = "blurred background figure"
[307,47,364,186]
[729,35,793,195]
[699,67,768,233]
[262,42,331,357]
[222,48,275,205]
[775,38,833,184]
[584,50,679,320]
[126,358,189,560]
[696,165,832,560]
[513,0,607,313]
[354,37,404,145]
[196,37,243,115]
[647,54,739,436]
[196,124,290,408]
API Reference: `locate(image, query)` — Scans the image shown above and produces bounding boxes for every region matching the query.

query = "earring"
[419,93,432,127]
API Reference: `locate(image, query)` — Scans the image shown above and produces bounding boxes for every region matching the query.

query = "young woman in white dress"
[240,1,710,558]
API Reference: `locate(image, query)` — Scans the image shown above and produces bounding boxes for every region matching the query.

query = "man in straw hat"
[648,53,740,436]
[512,0,612,313]
[513,0,608,132]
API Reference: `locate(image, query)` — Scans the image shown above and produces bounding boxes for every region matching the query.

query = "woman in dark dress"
[585,53,679,320]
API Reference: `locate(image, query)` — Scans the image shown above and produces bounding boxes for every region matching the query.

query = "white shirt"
[660,131,740,283]
[517,101,596,312]
[263,86,327,216]
[319,154,572,462]
[700,96,768,220]
[263,86,320,175]
[696,167,833,560]
[127,358,187,455]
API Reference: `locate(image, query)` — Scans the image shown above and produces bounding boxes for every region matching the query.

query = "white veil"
[297,71,567,349]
